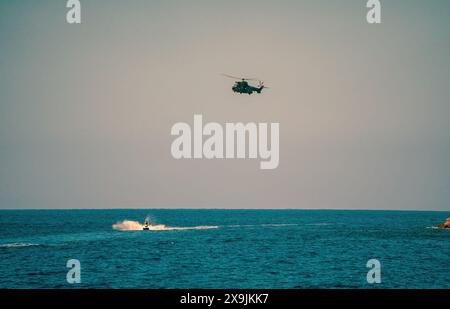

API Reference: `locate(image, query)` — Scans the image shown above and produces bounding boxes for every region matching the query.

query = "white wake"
[112,219,218,231]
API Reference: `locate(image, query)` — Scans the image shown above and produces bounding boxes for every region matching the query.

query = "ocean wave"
[112,220,218,231]
[0,242,40,248]
[225,223,298,228]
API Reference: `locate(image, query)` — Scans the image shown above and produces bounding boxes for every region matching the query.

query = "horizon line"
[0,208,449,212]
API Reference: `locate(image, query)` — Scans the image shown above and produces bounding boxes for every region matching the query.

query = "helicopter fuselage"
[232,81,264,95]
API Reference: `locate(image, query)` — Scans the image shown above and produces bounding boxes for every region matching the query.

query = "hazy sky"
[0,0,449,210]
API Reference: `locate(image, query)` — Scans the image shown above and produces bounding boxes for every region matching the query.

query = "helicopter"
[223,74,269,95]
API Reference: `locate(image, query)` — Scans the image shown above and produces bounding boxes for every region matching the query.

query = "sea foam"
[0,243,40,248]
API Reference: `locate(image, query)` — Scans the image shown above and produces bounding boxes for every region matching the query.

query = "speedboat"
[143,220,150,230]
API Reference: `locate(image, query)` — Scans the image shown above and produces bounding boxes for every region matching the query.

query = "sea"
[0,209,449,289]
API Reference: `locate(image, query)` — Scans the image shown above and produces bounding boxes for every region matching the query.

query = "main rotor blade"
[222,74,240,79]
[222,74,258,81]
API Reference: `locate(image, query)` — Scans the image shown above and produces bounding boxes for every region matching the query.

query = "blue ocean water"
[0,209,449,289]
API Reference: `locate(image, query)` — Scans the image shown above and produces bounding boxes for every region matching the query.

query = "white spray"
[112,218,218,231]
